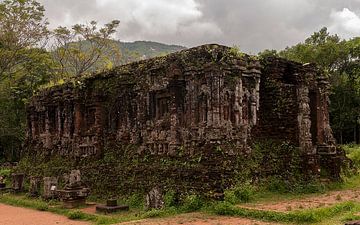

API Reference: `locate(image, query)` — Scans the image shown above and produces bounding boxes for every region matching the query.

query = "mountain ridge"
[115,40,186,64]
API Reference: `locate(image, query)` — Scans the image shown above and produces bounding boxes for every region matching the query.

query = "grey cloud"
[38,0,360,53]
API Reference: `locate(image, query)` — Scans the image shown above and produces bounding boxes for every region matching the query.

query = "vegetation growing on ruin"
[0,145,358,224]
[260,27,360,144]
[15,139,318,202]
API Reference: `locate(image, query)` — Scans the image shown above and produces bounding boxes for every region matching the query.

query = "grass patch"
[2,191,360,225]
[0,194,135,225]
[141,207,178,219]
[210,201,359,224]
[181,194,204,212]
[224,184,255,204]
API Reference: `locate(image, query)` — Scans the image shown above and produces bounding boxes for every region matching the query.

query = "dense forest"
[0,0,359,162]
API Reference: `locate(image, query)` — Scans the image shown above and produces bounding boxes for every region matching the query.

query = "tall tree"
[0,0,49,79]
[0,0,51,161]
[51,20,121,77]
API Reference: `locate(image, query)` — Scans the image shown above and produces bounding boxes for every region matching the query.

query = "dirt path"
[4,188,360,225]
[0,203,90,225]
[241,189,360,212]
[117,212,277,225]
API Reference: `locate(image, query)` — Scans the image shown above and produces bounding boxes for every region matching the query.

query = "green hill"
[116,41,186,64]
[52,40,186,74]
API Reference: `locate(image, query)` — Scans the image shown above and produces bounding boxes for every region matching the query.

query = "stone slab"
[95,204,129,214]
[346,221,360,225]
[62,198,86,209]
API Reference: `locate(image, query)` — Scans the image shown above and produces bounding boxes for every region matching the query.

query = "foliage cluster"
[260,27,360,144]
[0,0,184,163]
[212,201,357,224]
[224,184,255,204]
[0,0,121,162]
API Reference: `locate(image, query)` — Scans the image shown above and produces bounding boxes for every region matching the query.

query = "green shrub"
[266,177,288,193]
[224,184,255,204]
[234,184,255,202]
[265,176,326,194]
[35,203,49,211]
[0,169,11,177]
[142,209,162,218]
[294,180,326,194]
[181,194,203,212]
[0,168,11,184]
[224,189,237,204]
[164,190,177,208]
[212,201,236,215]
[67,210,87,220]
[346,145,360,168]
[126,193,144,209]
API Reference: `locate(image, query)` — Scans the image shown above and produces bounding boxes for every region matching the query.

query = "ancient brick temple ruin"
[25,44,343,196]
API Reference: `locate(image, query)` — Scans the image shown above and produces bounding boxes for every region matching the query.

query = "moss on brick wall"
[17,139,305,199]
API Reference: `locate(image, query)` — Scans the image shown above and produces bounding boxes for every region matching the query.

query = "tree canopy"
[52,20,121,78]
[260,27,360,143]
[0,0,121,162]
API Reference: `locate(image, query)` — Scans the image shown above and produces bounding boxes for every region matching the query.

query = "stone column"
[211,73,221,127]
[316,77,336,145]
[74,103,83,136]
[233,77,243,127]
[45,108,51,135]
[30,114,37,137]
[29,176,41,197]
[12,173,24,192]
[68,170,81,187]
[169,97,179,156]
[94,103,103,133]
[43,177,58,199]
[296,86,314,154]
[145,187,164,210]
[57,105,62,136]
[250,90,257,126]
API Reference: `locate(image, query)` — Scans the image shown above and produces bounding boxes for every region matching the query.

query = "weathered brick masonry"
[24,44,342,196]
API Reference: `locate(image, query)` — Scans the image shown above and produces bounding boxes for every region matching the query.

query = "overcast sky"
[38,0,360,53]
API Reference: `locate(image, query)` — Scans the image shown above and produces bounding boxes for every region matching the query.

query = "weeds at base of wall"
[224,184,255,204]
[210,201,359,224]
[263,176,327,194]
[13,142,357,212]
[14,140,339,200]
[0,168,11,186]
[125,193,144,209]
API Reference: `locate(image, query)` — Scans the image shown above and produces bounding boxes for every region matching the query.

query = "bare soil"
[0,203,90,225]
[117,212,276,225]
[241,189,360,212]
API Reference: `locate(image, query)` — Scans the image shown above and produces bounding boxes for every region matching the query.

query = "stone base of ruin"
[62,198,86,209]
[345,221,360,225]
[57,187,90,208]
[0,187,11,193]
[95,205,129,214]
